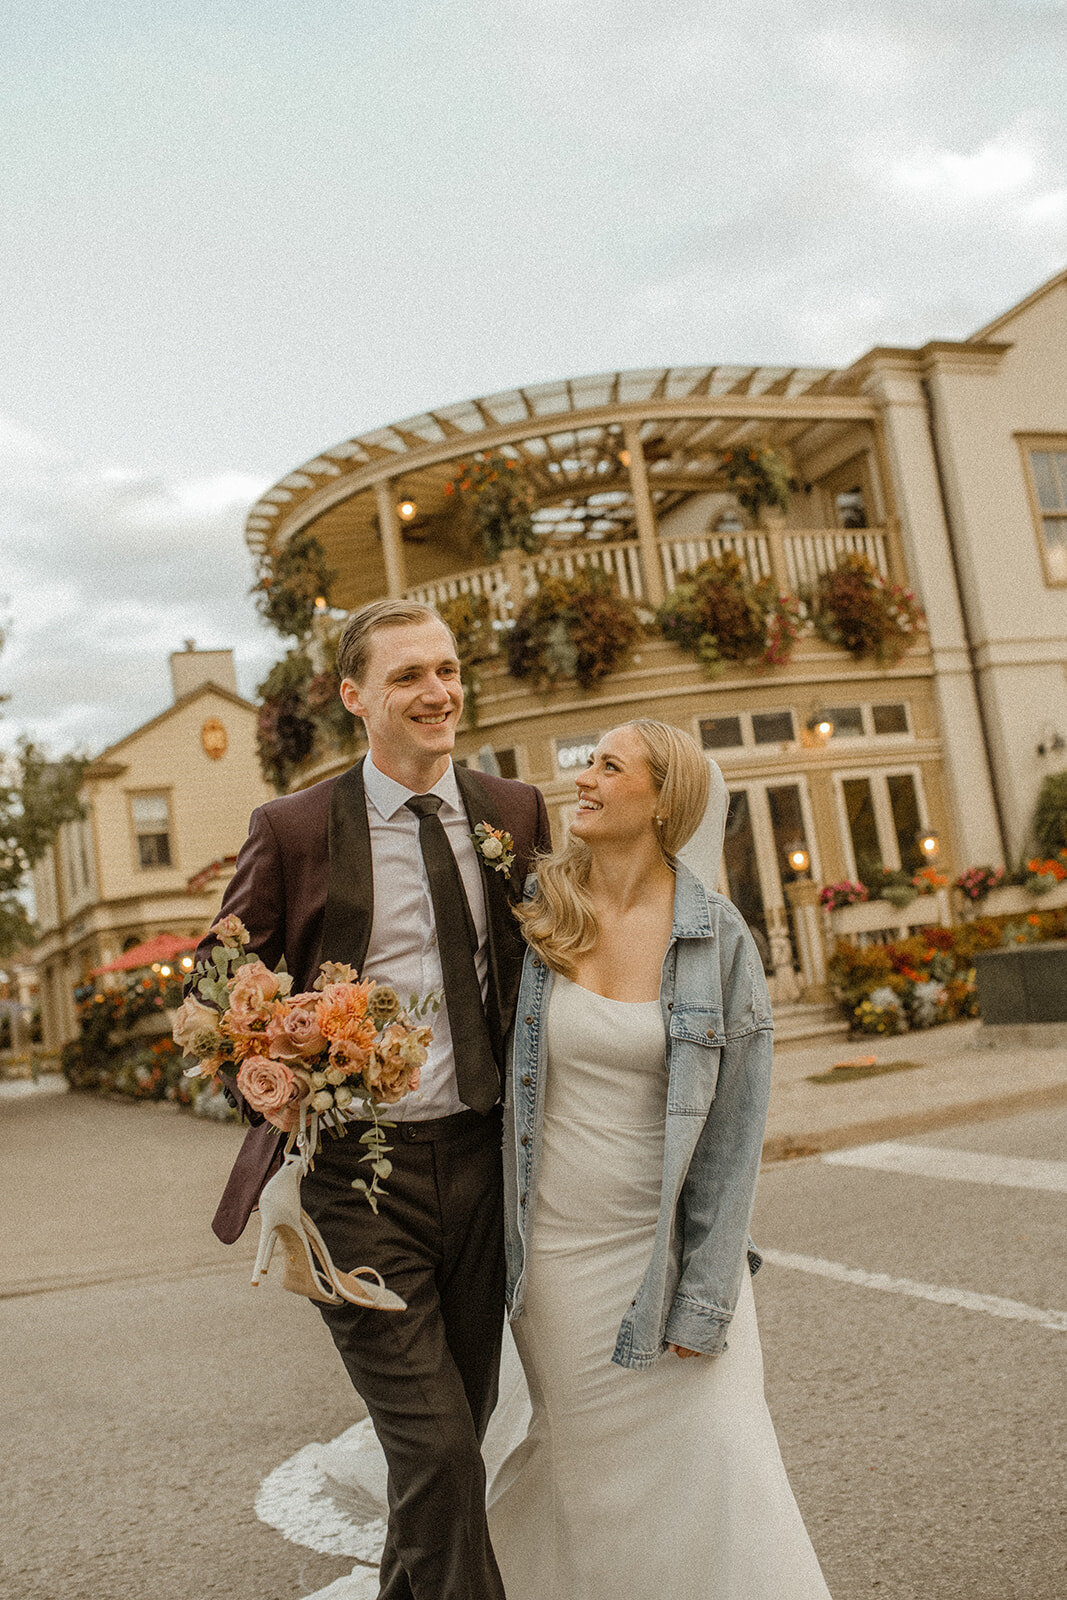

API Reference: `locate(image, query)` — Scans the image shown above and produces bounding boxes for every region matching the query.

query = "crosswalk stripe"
[822,1140,1067,1193]
[761,1249,1067,1332]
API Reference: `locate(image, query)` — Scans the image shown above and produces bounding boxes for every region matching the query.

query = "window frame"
[1017,433,1067,588]
[832,764,930,879]
[695,708,798,757]
[128,789,175,872]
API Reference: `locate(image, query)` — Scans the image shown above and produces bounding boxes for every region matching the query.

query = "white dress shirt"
[361,754,491,1120]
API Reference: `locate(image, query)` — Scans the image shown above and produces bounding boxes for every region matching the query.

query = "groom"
[206,599,550,1600]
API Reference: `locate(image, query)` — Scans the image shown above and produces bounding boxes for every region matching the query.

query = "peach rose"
[328,1037,371,1079]
[364,1024,424,1104]
[212,913,251,949]
[264,992,328,1061]
[171,994,223,1058]
[227,959,291,1030]
[236,1054,300,1120]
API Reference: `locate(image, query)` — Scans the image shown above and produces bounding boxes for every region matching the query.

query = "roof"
[968,265,1067,342]
[86,681,259,774]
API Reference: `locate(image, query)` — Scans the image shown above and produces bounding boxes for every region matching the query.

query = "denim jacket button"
[520,1134,530,1146]
[524,1014,533,1025]
[522,1074,532,1086]
[667,1001,673,1010]
[706,1028,715,1039]
[520,1192,527,1206]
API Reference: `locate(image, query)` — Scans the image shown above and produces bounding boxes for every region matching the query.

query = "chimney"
[169,642,239,701]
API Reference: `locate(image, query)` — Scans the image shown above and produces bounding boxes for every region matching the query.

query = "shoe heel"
[251,1222,278,1286]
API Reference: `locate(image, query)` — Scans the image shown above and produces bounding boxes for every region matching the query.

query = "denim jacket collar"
[670,861,716,942]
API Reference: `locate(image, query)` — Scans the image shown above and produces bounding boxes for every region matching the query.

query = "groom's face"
[342,618,464,782]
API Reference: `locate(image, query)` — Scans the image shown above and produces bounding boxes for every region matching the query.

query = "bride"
[487,719,831,1599]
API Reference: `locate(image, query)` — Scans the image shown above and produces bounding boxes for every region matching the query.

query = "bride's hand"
[667,1343,703,1358]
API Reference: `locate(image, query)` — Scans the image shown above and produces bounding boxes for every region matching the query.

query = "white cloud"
[893,138,1037,200]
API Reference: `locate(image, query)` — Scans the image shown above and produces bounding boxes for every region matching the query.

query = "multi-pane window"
[699,710,796,754]
[839,770,927,878]
[1025,444,1067,583]
[132,792,172,868]
[820,703,910,739]
[699,716,744,750]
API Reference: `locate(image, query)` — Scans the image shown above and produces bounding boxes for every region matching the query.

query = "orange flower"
[315,981,378,1049]
[1027,913,1041,926]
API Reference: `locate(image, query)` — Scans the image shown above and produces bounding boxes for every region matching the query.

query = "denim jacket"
[504,863,774,1369]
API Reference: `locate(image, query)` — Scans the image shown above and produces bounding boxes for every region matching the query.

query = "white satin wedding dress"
[486,975,832,1600]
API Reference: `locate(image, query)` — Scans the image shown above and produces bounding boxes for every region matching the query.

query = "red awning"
[92,932,204,975]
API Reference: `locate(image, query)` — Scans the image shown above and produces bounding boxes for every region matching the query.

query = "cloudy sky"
[2,0,1065,753]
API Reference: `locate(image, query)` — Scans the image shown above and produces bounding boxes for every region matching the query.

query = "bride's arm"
[663,912,773,1357]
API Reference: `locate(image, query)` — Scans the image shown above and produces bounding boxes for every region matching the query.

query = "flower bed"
[828,909,1067,1033]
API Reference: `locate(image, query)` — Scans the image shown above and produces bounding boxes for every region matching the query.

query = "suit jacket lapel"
[455,765,518,1051]
[320,756,375,975]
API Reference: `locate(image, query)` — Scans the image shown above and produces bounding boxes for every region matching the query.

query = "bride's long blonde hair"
[514,719,711,978]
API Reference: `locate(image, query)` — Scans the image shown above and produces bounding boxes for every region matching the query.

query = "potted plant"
[507,570,640,691]
[808,554,923,666]
[718,443,794,522]
[656,552,801,674]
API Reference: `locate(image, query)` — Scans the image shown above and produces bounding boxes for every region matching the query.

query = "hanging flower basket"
[808,554,923,666]
[507,569,641,691]
[656,551,800,674]
[444,453,540,562]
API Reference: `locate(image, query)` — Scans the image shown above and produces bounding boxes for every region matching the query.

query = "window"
[699,716,743,750]
[455,747,518,778]
[752,710,795,745]
[837,769,929,878]
[823,705,865,739]
[1022,441,1067,583]
[555,733,599,772]
[131,793,172,868]
[834,488,868,529]
[872,702,909,735]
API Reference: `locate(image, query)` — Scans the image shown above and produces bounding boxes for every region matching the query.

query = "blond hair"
[337,600,457,684]
[515,720,710,978]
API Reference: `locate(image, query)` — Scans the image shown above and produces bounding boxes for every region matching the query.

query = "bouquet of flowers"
[820,880,869,911]
[171,914,438,1210]
[953,865,1004,903]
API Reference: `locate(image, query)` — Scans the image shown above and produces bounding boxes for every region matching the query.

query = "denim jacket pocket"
[666,1005,723,1114]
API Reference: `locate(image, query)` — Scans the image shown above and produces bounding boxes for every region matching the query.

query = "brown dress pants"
[302,1107,507,1600]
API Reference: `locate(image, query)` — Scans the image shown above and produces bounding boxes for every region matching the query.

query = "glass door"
[723,780,816,977]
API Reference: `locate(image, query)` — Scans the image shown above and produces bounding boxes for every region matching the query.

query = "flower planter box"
[828,892,950,941]
[965,881,1067,919]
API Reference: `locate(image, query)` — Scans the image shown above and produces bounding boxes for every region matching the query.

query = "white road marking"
[761,1249,1067,1333]
[822,1140,1067,1194]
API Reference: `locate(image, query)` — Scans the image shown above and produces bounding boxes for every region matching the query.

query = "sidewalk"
[762,1016,1067,1162]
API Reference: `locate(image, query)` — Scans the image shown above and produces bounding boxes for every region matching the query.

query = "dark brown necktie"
[405,795,499,1114]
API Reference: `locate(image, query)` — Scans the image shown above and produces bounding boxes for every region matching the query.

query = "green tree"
[0,740,88,960]
[1032,770,1067,856]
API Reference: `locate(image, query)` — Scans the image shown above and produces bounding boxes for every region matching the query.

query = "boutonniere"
[471,821,515,876]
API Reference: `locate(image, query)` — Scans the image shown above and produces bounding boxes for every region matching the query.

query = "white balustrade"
[784,529,888,592]
[658,533,770,591]
[522,540,645,600]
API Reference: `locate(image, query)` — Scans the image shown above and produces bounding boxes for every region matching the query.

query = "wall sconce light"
[786,842,811,875]
[807,712,834,742]
[181,955,194,971]
[397,498,417,521]
[917,830,940,859]
[159,965,172,978]
[1037,727,1066,756]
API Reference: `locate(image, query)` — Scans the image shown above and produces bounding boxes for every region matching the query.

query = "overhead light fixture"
[397,498,417,521]
[314,595,327,609]
[617,449,631,468]
[181,956,194,971]
[159,965,172,978]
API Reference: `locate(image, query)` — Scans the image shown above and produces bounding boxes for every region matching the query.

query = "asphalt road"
[1,1091,1064,1600]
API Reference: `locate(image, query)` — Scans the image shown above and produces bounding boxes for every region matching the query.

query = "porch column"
[622,423,666,607]
[374,480,408,599]
[784,879,831,1003]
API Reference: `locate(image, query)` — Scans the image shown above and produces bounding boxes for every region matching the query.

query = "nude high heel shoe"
[251,1154,407,1312]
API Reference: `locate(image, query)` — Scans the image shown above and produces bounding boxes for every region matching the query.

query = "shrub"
[1032,770,1067,856]
[808,554,923,666]
[507,570,641,691]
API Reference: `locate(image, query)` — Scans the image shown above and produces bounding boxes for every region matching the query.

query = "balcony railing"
[405,526,892,624]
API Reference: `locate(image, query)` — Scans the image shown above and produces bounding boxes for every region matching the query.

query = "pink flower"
[237,1054,302,1123]
[227,959,292,1029]
[212,913,250,949]
[264,992,328,1061]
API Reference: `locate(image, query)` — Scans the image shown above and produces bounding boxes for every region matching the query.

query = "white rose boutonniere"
[471,821,515,877]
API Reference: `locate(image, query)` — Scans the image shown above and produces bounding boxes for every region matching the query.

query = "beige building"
[241,269,1067,1011]
[32,646,274,1048]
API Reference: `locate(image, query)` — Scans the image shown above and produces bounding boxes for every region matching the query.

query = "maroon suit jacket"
[204,757,551,1242]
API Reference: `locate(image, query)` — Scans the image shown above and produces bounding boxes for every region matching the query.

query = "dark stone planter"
[973,942,1067,1025]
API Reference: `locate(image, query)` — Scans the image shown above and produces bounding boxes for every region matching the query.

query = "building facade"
[31,646,274,1049]
[240,271,1065,1001]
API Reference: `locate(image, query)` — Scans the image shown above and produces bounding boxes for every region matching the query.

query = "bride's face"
[571,727,661,848]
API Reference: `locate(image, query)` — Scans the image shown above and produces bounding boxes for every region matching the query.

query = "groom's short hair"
[337,599,458,685]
